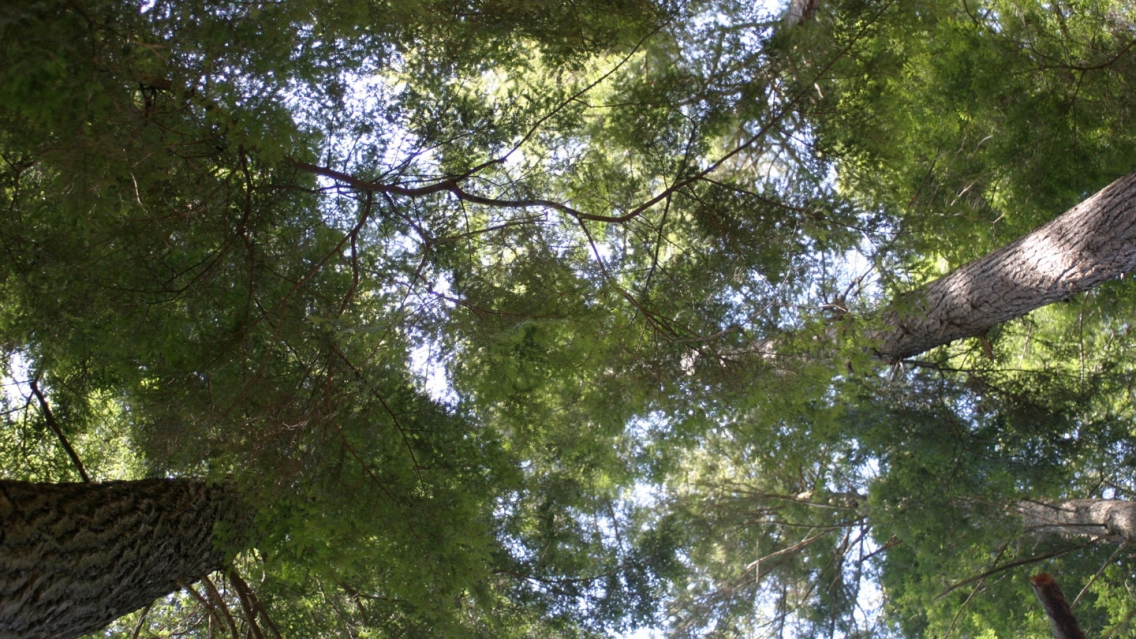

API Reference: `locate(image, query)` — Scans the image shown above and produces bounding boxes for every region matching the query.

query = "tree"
[639,3,1136,627]
[852,367,1136,639]
[0,479,248,639]
[876,169,1136,361]
[1020,499,1136,544]
[0,0,673,635]
[4,0,1136,636]
[1030,573,1087,639]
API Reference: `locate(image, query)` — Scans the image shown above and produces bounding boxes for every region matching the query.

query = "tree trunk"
[876,170,1136,361]
[1017,498,1136,543]
[1030,573,1087,639]
[0,479,251,639]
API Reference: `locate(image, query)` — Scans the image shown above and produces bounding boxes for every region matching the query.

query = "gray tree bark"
[0,478,251,639]
[876,170,1136,361]
[1017,498,1136,543]
[785,0,820,26]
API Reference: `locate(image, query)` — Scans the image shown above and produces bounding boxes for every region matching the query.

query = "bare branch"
[29,379,90,483]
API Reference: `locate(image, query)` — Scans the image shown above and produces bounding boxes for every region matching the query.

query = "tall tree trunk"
[0,479,250,639]
[1017,498,1136,543]
[876,170,1136,361]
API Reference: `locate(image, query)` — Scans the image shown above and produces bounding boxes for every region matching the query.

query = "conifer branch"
[29,379,90,483]
[934,540,1096,601]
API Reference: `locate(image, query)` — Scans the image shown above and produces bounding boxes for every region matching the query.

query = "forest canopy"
[3,0,1136,637]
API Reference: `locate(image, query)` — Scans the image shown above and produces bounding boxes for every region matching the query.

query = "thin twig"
[287,0,896,226]
[942,543,1008,638]
[1071,542,1127,609]
[935,540,1098,601]
[463,20,670,177]
[229,568,281,639]
[181,579,238,639]
[131,603,152,639]
[29,379,90,482]
[746,529,832,572]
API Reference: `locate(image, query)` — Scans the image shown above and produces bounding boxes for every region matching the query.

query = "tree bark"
[1030,573,1087,639]
[1017,498,1136,543]
[876,170,1136,361]
[0,479,251,639]
[785,0,820,26]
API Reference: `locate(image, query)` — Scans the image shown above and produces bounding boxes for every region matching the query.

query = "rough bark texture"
[1017,498,1136,543]
[877,170,1136,361]
[1030,573,1086,639]
[0,479,250,639]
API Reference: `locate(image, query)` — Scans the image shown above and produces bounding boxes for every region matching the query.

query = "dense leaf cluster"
[4,0,1136,637]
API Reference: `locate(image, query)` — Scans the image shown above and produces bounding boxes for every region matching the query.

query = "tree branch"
[286,2,895,227]
[934,540,1096,600]
[228,568,281,639]
[29,379,90,483]
[180,578,239,639]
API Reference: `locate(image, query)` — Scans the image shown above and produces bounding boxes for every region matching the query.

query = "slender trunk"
[1017,498,1136,543]
[876,170,1136,361]
[0,478,250,639]
[1030,573,1087,639]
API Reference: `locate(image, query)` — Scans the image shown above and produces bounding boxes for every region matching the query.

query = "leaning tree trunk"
[0,479,250,639]
[876,170,1136,361]
[1017,498,1136,544]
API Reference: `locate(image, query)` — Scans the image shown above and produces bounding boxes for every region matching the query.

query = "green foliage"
[821,0,1136,268]
[5,0,1136,637]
